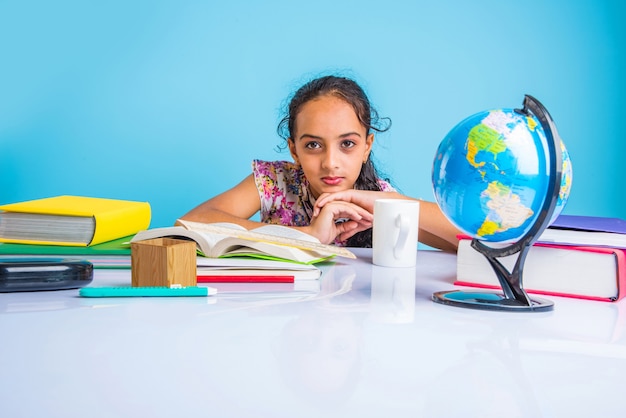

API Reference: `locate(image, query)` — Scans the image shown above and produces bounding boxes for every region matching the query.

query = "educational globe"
[432,107,573,243]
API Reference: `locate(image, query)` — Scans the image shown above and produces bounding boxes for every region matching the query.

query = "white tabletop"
[1,248,625,418]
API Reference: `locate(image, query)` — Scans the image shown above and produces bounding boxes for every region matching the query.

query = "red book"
[455,237,626,302]
[197,275,294,283]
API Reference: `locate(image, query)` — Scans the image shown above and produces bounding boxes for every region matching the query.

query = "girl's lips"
[322,177,343,185]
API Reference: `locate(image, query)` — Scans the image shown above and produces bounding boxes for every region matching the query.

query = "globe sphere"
[432,108,573,243]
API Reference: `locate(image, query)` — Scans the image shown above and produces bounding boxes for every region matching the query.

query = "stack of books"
[1,196,352,286]
[0,195,151,268]
[129,219,355,283]
[455,215,626,302]
[0,235,135,269]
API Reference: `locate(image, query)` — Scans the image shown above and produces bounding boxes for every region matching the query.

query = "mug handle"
[393,214,410,259]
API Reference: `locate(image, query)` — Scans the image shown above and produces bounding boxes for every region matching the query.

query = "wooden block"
[131,238,197,287]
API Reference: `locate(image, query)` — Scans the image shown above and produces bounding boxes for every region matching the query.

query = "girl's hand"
[313,190,405,216]
[306,200,373,244]
[313,190,461,252]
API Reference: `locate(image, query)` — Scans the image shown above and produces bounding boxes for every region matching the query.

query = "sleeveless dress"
[252,160,395,246]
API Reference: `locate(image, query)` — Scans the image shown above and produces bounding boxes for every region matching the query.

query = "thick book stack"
[455,215,626,302]
[195,257,323,282]
[0,236,133,268]
[0,195,151,246]
[0,196,151,268]
[130,219,353,282]
[132,219,355,264]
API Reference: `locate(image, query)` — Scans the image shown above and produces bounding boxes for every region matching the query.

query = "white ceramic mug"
[372,199,420,267]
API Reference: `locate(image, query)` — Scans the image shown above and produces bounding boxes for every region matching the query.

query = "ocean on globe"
[432,107,573,243]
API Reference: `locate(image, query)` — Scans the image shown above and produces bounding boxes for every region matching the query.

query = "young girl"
[180,75,459,251]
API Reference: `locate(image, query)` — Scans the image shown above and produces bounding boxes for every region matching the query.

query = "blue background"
[1,0,624,227]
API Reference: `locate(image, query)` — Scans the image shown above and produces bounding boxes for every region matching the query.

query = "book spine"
[90,202,151,245]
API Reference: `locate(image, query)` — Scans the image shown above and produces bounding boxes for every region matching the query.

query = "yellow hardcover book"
[0,195,151,246]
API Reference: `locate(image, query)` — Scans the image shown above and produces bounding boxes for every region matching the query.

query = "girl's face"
[288,95,373,199]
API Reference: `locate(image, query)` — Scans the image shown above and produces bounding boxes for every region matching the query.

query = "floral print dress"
[252,160,395,246]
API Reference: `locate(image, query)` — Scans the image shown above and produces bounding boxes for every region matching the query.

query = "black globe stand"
[433,95,563,312]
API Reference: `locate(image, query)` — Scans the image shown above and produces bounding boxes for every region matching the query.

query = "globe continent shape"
[432,108,572,243]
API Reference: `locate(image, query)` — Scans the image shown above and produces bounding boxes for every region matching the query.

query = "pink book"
[455,236,626,302]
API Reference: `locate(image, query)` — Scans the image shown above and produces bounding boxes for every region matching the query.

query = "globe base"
[432,290,554,312]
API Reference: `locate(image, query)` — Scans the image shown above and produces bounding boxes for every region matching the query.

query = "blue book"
[550,214,626,234]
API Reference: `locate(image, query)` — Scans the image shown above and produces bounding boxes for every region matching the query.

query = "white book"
[195,257,321,281]
[539,228,626,248]
[455,238,625,301]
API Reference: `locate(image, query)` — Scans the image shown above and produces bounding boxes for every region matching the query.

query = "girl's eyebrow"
[298,132,362,141]
[339,132,362,138]
[298,133,323,141]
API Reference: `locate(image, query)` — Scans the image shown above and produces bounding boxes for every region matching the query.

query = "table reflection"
[369,265,417,324]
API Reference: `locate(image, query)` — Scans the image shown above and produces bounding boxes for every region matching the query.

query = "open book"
[130,219,356,264]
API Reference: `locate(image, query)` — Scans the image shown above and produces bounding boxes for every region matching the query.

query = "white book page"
[177,218,356,259]
[192,223,247,250]
[220,244,323,264]
[250,224,320,243]
[540,228,626,248]
[195,257,319,271]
